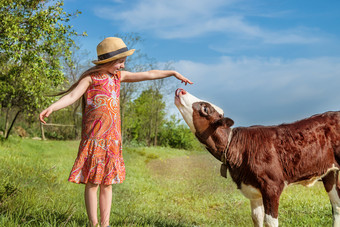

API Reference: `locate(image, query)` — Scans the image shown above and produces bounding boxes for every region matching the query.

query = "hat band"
[97,47,129,61]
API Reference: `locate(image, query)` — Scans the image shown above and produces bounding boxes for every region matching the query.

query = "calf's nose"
[175,88,187,97]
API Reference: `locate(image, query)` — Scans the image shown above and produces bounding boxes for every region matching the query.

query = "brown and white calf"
[175,88,340,227]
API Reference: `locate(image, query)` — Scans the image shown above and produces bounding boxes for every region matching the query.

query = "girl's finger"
[39,115,46,124]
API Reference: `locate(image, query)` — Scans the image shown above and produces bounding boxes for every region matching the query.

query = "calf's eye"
[201,105,209,115]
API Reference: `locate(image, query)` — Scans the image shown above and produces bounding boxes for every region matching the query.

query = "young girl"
[39,37,193,227]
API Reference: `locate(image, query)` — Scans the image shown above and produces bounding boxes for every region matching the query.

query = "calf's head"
[175,88,234,153]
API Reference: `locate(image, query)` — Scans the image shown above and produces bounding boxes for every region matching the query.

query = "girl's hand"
[39,107,53,124]
[174,72,193,85]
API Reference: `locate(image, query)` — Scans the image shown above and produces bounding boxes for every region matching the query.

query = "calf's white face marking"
[174,88,224,133]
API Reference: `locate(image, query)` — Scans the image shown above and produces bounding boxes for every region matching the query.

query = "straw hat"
[92,37,135,64]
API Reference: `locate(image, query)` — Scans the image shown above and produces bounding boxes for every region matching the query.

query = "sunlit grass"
[0,137,334,226]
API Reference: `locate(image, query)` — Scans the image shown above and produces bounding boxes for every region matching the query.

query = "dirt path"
[147,153,220,180]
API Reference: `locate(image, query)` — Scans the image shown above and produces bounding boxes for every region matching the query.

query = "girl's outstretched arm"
[121,70,193,85]
[39,76,92,124]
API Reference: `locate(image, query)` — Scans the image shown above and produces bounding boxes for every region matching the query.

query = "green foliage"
[158,114,202,150]
[0,180,19,205]
[123,87,166,146]
[122,87,200,150]
[0,0,85,137]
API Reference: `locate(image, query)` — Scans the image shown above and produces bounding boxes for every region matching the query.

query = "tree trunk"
[154,108,159,146]
[4,108,10,138]
[5,110,21,139]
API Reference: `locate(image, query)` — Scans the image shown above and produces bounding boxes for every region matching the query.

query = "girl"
[39,37,193,227]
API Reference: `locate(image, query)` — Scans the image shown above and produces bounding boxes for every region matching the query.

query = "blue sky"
[63,0,340,126]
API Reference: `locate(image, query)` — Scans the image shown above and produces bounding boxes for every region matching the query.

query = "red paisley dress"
[68,72,125,185]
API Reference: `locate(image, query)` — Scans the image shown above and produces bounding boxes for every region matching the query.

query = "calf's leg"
[250,198,264,227]
[262,189,282,227]
[322,170,340,227]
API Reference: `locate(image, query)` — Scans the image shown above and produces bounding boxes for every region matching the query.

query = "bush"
[158,115,203,150]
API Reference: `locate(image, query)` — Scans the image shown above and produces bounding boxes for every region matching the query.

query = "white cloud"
[94,0,322,44]
[173,56,340,126]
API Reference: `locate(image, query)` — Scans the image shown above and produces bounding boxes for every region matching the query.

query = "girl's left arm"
[39,76,92,124]
[121,70,193,85]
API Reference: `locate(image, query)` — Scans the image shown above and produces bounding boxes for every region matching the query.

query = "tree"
[0,0,85,138]
[124,88,166,146]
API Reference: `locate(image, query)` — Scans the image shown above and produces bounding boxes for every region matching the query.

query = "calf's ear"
[213,117,234,128]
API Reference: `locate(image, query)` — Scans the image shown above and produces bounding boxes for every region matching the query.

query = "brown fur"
[191,101,340,221]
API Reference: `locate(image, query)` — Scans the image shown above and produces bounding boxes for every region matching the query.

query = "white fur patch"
[265,214,278,227]
[175,92,198,133]
[175,91,224,133]
[328,184,340,208]
[240,183,262,200]
[250,199,264,227]
[328,184,340,226]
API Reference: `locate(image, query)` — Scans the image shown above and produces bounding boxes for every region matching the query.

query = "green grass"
[0,137,334,226]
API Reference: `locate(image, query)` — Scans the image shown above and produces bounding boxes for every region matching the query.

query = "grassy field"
[0,137,334,226]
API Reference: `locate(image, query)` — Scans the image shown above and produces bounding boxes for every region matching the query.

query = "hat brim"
[92,49,135,65]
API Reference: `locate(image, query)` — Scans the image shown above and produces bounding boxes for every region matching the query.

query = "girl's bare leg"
[99,184,112,226]
[85,182,99,226]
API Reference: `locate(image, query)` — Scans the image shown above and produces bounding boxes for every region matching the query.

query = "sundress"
[68,71,125,185]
